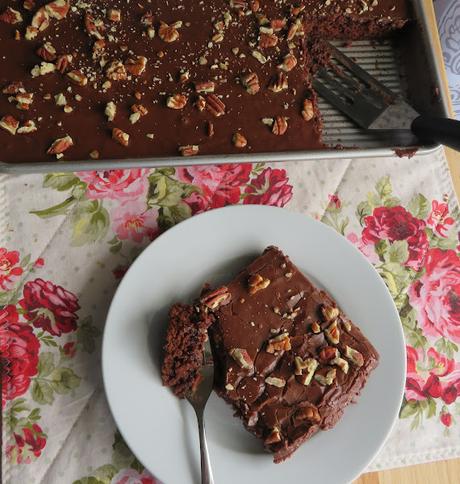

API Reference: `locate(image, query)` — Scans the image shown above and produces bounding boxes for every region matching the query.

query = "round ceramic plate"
[102,205,406,484]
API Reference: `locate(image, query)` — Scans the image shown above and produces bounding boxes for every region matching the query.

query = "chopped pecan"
[293,405,321,425]
[259,32,278,48]
[85,12,105,39]
[195,95,206,111]
[129,112,141,124]
[265,376,286,388]
[229,348,254,370]
[345,346,364,367]
[287,19,303,40]
[92,39,106,59]
[232,132,247,148]
[25,26,38,40]
[158,21,179,42]
[47,135,73,154]
[0,115,19,135]
[319,346,339,363]
[325,320,340,345]
[251,50,267,64]
[132,104,148,116]
[194,81,215,93]
[36,42,56,61]
[294,357,318,386]
[311,321,321,334]
[0,7,23,24]
[2,82,24,95]
[67,70,88,86]
[314,368,337,386]
[15,92,34,110]
[240,72,260,95]
[89,150,100,160]
[17,120,37,134]
[55,54,72,73]
[331,357,349,374]
[31,62,55,77]
[277,53,297,72]
[179,144,199,156]
[23,0,36,11]
[266,332,291,353]
[108,9,121,22]
[125,56,147,76]
[179,70,190,84]
[105,101,117,122]
[141,11,154,26]
[106,61,127,81]
[264,427,281,445]
[31,7,50,31]
[45,0,70,20]
[321,305,339,322]
[248,273,270,295]
[205,94,225,117]
[302,99,315,121]
[112,128,129,147]
[270,18,286,31]
[342,320,352,332]
[272,116,288,135]
[200,286,231,310]
[166,94,188,109]
[268,72,288,92]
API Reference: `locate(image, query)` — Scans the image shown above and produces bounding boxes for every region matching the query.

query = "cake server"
[313,43,460,151]
[186,334,215,484]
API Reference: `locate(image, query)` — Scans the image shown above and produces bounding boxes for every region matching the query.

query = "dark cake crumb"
[161,303,213,398]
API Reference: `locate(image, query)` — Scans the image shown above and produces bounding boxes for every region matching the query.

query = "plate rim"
[102,204,406,484]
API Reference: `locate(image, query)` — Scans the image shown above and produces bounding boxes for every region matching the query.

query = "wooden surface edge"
[354,2,460,483]
[422,0,460,200]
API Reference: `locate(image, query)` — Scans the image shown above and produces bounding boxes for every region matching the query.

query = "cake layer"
[161,302,213,398]
[0,0,410,164]
[208,246,379,462]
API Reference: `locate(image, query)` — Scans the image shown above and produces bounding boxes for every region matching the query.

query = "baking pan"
[0,1,450,174]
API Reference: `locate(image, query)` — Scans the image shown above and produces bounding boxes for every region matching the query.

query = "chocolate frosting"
[209,246,379,462]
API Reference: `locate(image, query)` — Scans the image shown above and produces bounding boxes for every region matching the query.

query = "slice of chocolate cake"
[163,246,379,463]
[207,247,379,462]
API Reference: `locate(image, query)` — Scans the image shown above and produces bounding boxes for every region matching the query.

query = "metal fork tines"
[186,335,215,484]
[313,43,398,129]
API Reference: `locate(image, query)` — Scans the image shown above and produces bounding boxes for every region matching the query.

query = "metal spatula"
[313,43,460,151]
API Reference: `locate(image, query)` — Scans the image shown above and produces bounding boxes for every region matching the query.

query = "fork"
[186,335,215,484]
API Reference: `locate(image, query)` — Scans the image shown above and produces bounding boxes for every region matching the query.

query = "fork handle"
[196,412,215,484]
[411,116,460,151]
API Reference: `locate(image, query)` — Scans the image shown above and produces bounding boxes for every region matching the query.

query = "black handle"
[411,116,460,151]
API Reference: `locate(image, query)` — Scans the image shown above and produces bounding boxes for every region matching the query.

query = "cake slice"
[207,246,379,462]
[162,246,379,462]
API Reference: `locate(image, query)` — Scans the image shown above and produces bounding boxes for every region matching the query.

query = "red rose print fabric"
[20,279,80,336]
[3,159,460,482]
[408,248,460,343]
[1,305,40,406]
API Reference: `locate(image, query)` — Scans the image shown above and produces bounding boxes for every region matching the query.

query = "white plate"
[102,205,406,484]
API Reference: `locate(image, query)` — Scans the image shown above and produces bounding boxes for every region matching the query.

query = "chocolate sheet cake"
[0,0,411,164]
[162,246,379,462]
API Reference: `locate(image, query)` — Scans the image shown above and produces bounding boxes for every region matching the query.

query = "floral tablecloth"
[2,5,460,484]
